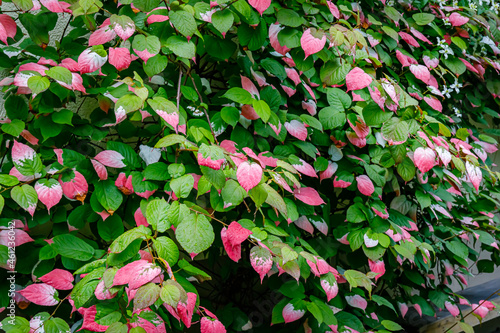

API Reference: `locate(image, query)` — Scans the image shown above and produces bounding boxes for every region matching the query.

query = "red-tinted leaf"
[39,269,74,290]
[449,12,469,26]
[0,14,17,45]
[95,150,126,168]
[293,187,324,206]
[201,317,227,333]
[34,179,63,212]
[78,49,108,74]
[113,260,161,289]
[356,175,374,196]
[248,0,271,15]
[346,67,372,91]
[0,229,34,247]
[346,294,367,311]
[109,47,132,71]
[285,120,308,141]
[250,246,273,283]
[18,283,58,306]
[236,162,262,191]
[414,147,436,173]
[301,28,326,59]
[282,303,305,323]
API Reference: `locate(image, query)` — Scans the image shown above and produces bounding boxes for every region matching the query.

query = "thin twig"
[189,74,218,144]
[59,15,72,44]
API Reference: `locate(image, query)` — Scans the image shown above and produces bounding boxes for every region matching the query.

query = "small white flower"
[450,79,463,93]
[441,86,452,98]
[192,109,204,117]
[469,1,478,10]
[443,18,451,26]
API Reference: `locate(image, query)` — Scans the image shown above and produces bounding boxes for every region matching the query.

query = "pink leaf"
[269,24,291,55]
[156,110,180,133]
[0,229,34,247]
[177,293,197,328]
[12,140,36,166]
[115,172,134,195]
[250,246,273,283]
[292,158,317,178]
[39,269,74,290]
[59,58,80,72]
[91,159,108,180]
[368,259,385,281]
[112,260,161,289]
[40,0,71,12]
[301,99,316,116]
[79,305,110,332]
[248,0,271,15]
[346,131,366,148]
[333,176,352,188]
[88,26,117,46]
[282,303,306,323]
[95,150,126,168]
[285,120,308,141]
[320,275,338,302]
[285,67,301,86]
[241,75,259,98]
[449,12,469,26]
[327,1,340,18]
[34,179,63,213]
[356,175,374,196]
[460,58,479,74]
[301,28,326,59]
[348,117,370,139]
[293,216,314,234]
[320,161,338,182]
[221,227,242,262]
[398,302,408,318]
[424,96,442,112]
[445,301,460,317]
[466,161,482,192]
[399,32,420,47]
[197,153,224,170]
[346,295,367,311]
[201,317,227,333]
[109,47,132,71]
[113,20,135,41]
[236,162,262,191]
[78,49,108,74]
[0,14,17,45]
[293,187,324,206]
[95,280,117,300]
[59,170,88,202]
[346,67,372,91]
[414,147,436,173]
[310,216,328,235]
[226,221,252,247]
[147,15,170,24]
[410,64,430,84]
[423,56,439,69]
[18,283,59,306]
[410,28,432,44]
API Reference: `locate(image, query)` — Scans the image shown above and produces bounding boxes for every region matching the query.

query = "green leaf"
[413,13,435,25]
[5,95,28,121]
[372,295,397,313]
[221,106,240,127]
[212,9,234,36]
[277,9,305,27]
[176,213,215,254]
[19,12,56,46]
[11,185,38,215]
[221,179,247,208]
[155,134,189,148]
[249,183,268,208]
[1,316,30,332]
[133,0,160,12]
[134,282,160,311]
[166,36,196,59]
[442,56,466,75]
[109,225,151,253]
[363,103,392,126]
[252,99,271,122]
[97,215,124,242]
[52,233,95,261]
[397,157,416,182]
[46,66,72,85]
[169,10,197,38]
[115,94,144,114]
[262,183,287,218]
[344,270,372,294]
[170,174,194,198]
[415,190,431,208]
[261,58,287,80]
[13,0,34,11]
[160,280,186,307]
[446,240,469,260]
[28,76,50,95]
[381,320,403,331]
[2,119,25,137]
[44,318,70,333]
[52,109,74,126]
[320,60,351,86]
[223,87,253,104]
[143,54,168,77]
[94,179,123,213]
[133,34,161,54]
[382,117,409,144]
[346,203,367,223]
[153,236,179,266]
[459,322,474,333]
[146,198,170,232]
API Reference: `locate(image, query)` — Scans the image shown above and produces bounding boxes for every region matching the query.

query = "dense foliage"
[1,0,500,332]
